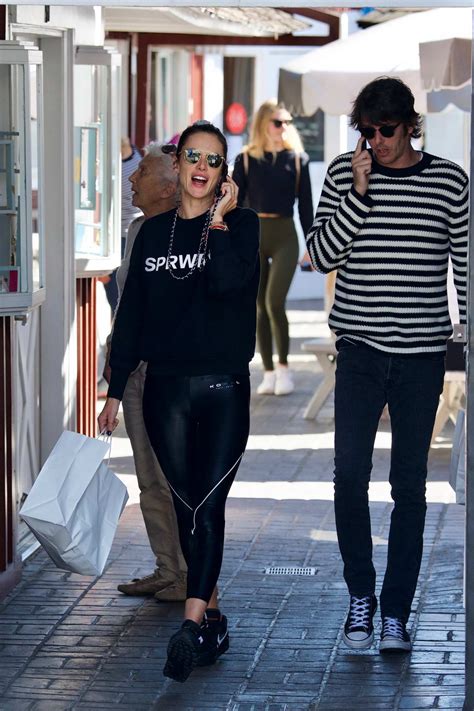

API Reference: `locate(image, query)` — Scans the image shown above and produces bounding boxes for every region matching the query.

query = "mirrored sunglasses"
[181,148,224,168]
[271,118,293,128]
[359,123,401,140]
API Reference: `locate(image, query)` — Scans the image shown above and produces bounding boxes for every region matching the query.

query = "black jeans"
[143,373,250,602]
[334,339,445,623]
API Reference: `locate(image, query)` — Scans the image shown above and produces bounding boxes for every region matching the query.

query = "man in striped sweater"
[306,77,468,654]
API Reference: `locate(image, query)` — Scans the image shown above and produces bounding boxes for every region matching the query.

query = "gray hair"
[143,141,177,183]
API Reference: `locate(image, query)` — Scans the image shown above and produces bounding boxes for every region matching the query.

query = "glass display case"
[74,46,121,276]
[0,41,44,317]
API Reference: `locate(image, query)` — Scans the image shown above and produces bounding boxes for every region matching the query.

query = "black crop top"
[233,149,314,235]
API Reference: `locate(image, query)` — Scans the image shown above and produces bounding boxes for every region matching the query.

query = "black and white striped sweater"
[306,151,469,354]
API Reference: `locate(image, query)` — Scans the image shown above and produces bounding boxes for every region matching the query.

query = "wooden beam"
[135,33,150,150]
[107,31,335,48]
[0,315,20,601]
[0,6,6,40]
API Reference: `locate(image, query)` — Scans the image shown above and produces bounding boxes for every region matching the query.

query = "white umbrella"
[420,37,471,112]
[279,8,472,116]
[420,37,471,91]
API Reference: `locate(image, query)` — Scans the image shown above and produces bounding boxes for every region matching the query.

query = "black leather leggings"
[143,373,250,602]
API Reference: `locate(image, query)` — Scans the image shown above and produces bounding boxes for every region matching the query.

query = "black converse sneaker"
[197,609,230,666]
[343,594,377,649]
[163,620,212,682]
[380,616,412,653]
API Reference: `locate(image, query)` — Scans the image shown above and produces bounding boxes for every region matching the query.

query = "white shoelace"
[382,617,405,638]
[348,596,373,630]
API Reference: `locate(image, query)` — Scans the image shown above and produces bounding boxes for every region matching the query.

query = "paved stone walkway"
[0,302,466,710]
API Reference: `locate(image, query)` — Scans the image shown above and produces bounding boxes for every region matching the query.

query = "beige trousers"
[122,362,187,578]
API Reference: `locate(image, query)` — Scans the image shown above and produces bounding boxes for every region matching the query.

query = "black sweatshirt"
[232,149,314,235]
[108,206,260,400]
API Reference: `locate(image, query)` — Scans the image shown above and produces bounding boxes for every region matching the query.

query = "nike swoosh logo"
[217,631,228,645]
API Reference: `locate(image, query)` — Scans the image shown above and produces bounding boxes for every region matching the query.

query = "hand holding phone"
[213,174,238,221]
[215,163,229,197]
[351,135,372,197]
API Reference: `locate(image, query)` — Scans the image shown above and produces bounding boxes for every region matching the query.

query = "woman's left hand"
[213,176,239,221]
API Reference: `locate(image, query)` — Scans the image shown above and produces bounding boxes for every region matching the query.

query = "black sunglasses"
[359,123,401,140]
[180,148,225,169]
[271,118,293,128]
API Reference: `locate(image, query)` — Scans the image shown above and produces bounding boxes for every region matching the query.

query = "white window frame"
[0,40,45,318]
[74,45,121,277]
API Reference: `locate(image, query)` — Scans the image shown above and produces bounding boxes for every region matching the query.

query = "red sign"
[225,102,248,135]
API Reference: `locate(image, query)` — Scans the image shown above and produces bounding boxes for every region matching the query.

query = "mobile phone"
[215,162,229,197]
[362,138,367,151]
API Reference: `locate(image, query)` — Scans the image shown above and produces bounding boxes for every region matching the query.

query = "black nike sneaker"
[197,608,230,666]
[163,619,211,682]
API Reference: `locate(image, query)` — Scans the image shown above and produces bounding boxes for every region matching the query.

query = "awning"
[420,37,471,112]
[420,37,471,91]
[278,7,472,116]
[104,6,309,37]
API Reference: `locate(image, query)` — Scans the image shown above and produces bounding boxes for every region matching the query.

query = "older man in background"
[104,143,187,600]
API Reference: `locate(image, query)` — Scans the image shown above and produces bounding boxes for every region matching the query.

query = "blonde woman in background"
[233,100,314,396]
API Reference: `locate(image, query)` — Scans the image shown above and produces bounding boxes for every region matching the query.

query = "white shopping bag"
[19,430,128,575]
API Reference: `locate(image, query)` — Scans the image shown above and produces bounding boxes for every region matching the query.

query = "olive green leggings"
[257,217,299,371]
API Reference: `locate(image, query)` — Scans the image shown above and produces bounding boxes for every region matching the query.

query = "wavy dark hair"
[350,76,422,139]
[176,120,228,161]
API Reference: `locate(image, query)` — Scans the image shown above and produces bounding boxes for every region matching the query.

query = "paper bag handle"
[98,430,113,467]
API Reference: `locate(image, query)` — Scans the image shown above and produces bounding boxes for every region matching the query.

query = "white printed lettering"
[145,257,156,271]
[179,253,197,269]
[155,257,166,270]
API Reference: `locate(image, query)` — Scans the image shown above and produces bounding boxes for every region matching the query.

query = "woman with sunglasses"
[98,120,259,682]
[233,100,313,396]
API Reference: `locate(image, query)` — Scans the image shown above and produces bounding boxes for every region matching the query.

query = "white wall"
[106,38,130,138]
[12,6,104,45]
[203,51,224,129]
[424,107,470,170]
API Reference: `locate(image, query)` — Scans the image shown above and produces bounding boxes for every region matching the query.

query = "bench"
[302,338,465,434]
[301,337,338,420]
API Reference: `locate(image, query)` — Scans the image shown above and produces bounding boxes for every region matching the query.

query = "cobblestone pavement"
[0,302,466,710]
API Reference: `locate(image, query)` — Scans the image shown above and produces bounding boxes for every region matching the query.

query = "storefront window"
[74,63,107,256]
[74,47,121,274]
[0,42,44,316]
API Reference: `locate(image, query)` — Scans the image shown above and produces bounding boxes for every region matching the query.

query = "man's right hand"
[351,136,372,196]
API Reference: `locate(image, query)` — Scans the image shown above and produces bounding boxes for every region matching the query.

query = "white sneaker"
[256,371,276,395]
[274,367,294,396]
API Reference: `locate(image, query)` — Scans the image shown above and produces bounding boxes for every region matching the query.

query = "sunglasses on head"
[359,122,401,140]
[180,148,225,168]
[271,118,293,128]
